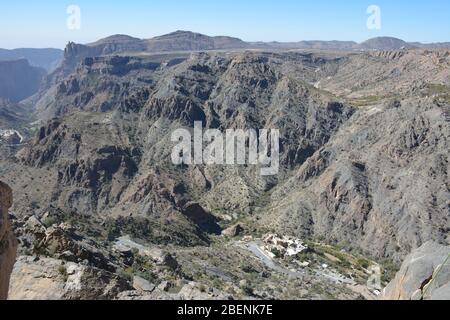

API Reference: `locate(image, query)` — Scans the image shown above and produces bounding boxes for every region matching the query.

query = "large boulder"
[132,276,155,293]
[222,224,245,238]
[8,256,131,300]
[0,181,17,300]
[382,241,450,300]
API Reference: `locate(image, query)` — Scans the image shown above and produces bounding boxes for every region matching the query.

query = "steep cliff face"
[382,242,450,300]
[0,181,17,300]
[266,97,450,261]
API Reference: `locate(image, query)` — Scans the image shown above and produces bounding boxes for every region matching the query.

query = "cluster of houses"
[0,129,23,145]
[262,234,309,259]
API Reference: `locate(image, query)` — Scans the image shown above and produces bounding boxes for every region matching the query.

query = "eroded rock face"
[382,242,450,300]
[8,256,131,300]
[267,97,450,261]
[0,181,17,300]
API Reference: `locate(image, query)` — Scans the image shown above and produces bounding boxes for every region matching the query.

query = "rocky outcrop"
[0,181,17,300]
[118,281,233,300]
[8,256,131,300]
[382,242,450,300]
[181,202,221,235]
[222,224,245,238]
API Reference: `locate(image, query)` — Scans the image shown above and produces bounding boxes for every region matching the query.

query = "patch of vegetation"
[308,283,328,297]
[106,216,155,241]
[426,83,450,103]
[57,264,68,282]
[121,252,160,284]
[43,216,59,228]
[298,240,381,285]
[349,95,384,107]
[378,258,400,284]
[104,216,208,246]
[253,190,273,209]
[356,258,371,270]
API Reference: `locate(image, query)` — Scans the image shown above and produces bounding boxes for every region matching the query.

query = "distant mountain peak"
[153,30,212,40]
[88,34,142,46]
[359,36,415,50]
[172,30,196,35]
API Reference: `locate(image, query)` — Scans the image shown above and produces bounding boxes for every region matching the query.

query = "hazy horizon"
[1,0,450,49]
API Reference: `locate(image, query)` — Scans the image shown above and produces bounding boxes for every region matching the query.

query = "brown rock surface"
[222,224,245,237]
[0,181,17,300]
[8,256,131,300]
[382,242,450,300]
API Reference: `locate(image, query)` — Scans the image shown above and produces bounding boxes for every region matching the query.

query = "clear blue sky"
[1,0,449,49]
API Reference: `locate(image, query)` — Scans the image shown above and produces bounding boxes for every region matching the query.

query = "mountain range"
[0,30,449,300]
[4,32,447,69]
[3,31,450,73]
[0,48,63,72]
[84,31,450,52]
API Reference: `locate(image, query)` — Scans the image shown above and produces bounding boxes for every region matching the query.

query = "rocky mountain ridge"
[87,32,450,52]
[59,32,450,75]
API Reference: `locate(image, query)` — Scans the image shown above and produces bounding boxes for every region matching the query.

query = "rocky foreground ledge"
[382,241,450,300]
[2,177,449,300]
[0,181,17,300]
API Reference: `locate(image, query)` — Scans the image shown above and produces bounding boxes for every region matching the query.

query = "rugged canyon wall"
[0,181,17,300]
[0,59,46,102]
